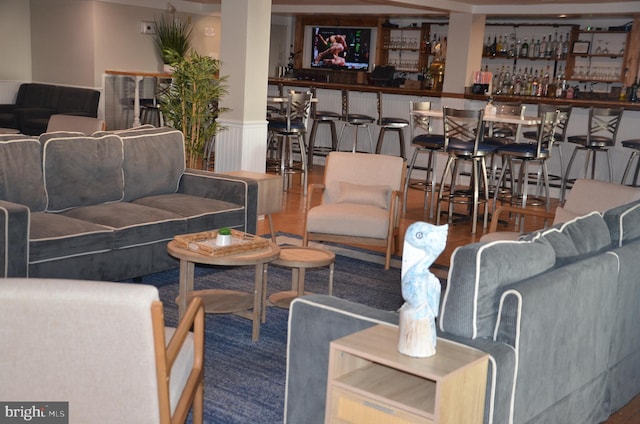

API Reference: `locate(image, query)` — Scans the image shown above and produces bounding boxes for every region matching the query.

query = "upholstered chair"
[303,151,406,270]
[45,114,106,135]
[482,178,640,242]
[0,278,205,424]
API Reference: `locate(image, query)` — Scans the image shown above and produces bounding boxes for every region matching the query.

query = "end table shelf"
[326,325,489,424]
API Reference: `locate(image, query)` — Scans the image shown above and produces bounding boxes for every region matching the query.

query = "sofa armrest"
[439,332,516,424]
[177,169,258,234]
[0,200,30,277]
[488,205,555,234]
[285,295,399,424]
[495,253,619,423]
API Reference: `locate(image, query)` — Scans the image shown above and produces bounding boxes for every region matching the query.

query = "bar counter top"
[269,77,640,111]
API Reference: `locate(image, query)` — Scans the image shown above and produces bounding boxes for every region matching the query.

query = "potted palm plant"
[153,14,193,72]
[159,50,229,168]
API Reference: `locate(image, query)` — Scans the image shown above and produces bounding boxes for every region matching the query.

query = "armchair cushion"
[0,138,47,211]
[334,181,391,209]
[306,203,390,239]
[439,237,556,339]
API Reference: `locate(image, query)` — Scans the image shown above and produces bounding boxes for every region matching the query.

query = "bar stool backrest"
[538,103,572,142]
[284,90,313,132]
[535,110,562,157]
[587,107,624,143]
[409,101,434,138]
[443,107,485,155]
[487,102,526,138]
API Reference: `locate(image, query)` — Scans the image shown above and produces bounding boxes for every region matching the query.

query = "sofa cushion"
[61,202,186,249]
[118,127,185,202]
[42,134,124,212]
[133,193,245,233]
[0,138,47,211]
[29,212,114,263]
[524,211,612,266]
[439,237,556,339]
[603,199,640,247]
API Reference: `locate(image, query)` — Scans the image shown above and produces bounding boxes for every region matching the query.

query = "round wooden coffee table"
[268,246,335,309]
[167,240,280,341]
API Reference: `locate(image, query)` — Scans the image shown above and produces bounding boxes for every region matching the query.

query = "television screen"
[311,27,371,70]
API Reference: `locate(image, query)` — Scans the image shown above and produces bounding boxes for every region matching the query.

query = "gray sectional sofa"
[0,126,257,281]
[285,199,640,424]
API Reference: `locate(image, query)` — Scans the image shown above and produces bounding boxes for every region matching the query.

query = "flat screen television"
[310,26,371,71]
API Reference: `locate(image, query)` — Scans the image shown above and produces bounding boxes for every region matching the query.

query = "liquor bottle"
[521,37,529,58]
[539,36,547,58]
[562,33,569,58]
[557,34,564,59]
[542,66,550,96]
[556,65,565,98]
[532,37,540,58]
[514,68,523,95]
[629,77,639,102]
[515,39,522,58]
[491,35,497,56]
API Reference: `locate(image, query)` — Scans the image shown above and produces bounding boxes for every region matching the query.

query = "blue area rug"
[136,234,412,423]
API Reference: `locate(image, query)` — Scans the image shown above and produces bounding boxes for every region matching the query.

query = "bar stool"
[402,101,445,217]
[267,90,314,195]
[307,87,340,170]
[522,104,573,203]
[483,103,526,196]
[492,110,562,221]
[620,139,640,187]
[140,99,163,126]
[561,107,624,202]
[374,91,408,159]
[337,89,376,153]
[436,108,496,234]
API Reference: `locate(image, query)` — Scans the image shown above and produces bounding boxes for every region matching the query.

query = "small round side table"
[268,246,335,308]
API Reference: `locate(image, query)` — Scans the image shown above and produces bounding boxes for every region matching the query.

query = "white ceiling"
[183,0,640,18]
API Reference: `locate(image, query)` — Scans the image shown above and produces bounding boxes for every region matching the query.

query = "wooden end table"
[167,239,280,341]
[268,246,335,309]
[326,325,489,423]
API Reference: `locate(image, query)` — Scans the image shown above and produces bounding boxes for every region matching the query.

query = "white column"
[442,13,486,94]
[215,0,272,173]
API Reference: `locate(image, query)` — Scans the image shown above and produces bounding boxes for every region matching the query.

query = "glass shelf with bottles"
[482,25,575,62]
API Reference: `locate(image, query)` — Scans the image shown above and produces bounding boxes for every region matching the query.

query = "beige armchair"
[303,151,405,270]
[0,278,204,424]
[483,178,640,241]
[46,114,106,134]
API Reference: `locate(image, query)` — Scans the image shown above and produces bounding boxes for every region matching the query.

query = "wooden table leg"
[178,259,195,320]
[252,262,264,341]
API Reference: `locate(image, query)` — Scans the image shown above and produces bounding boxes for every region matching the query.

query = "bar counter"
[269,77,640,111]
[269,76,640,194]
